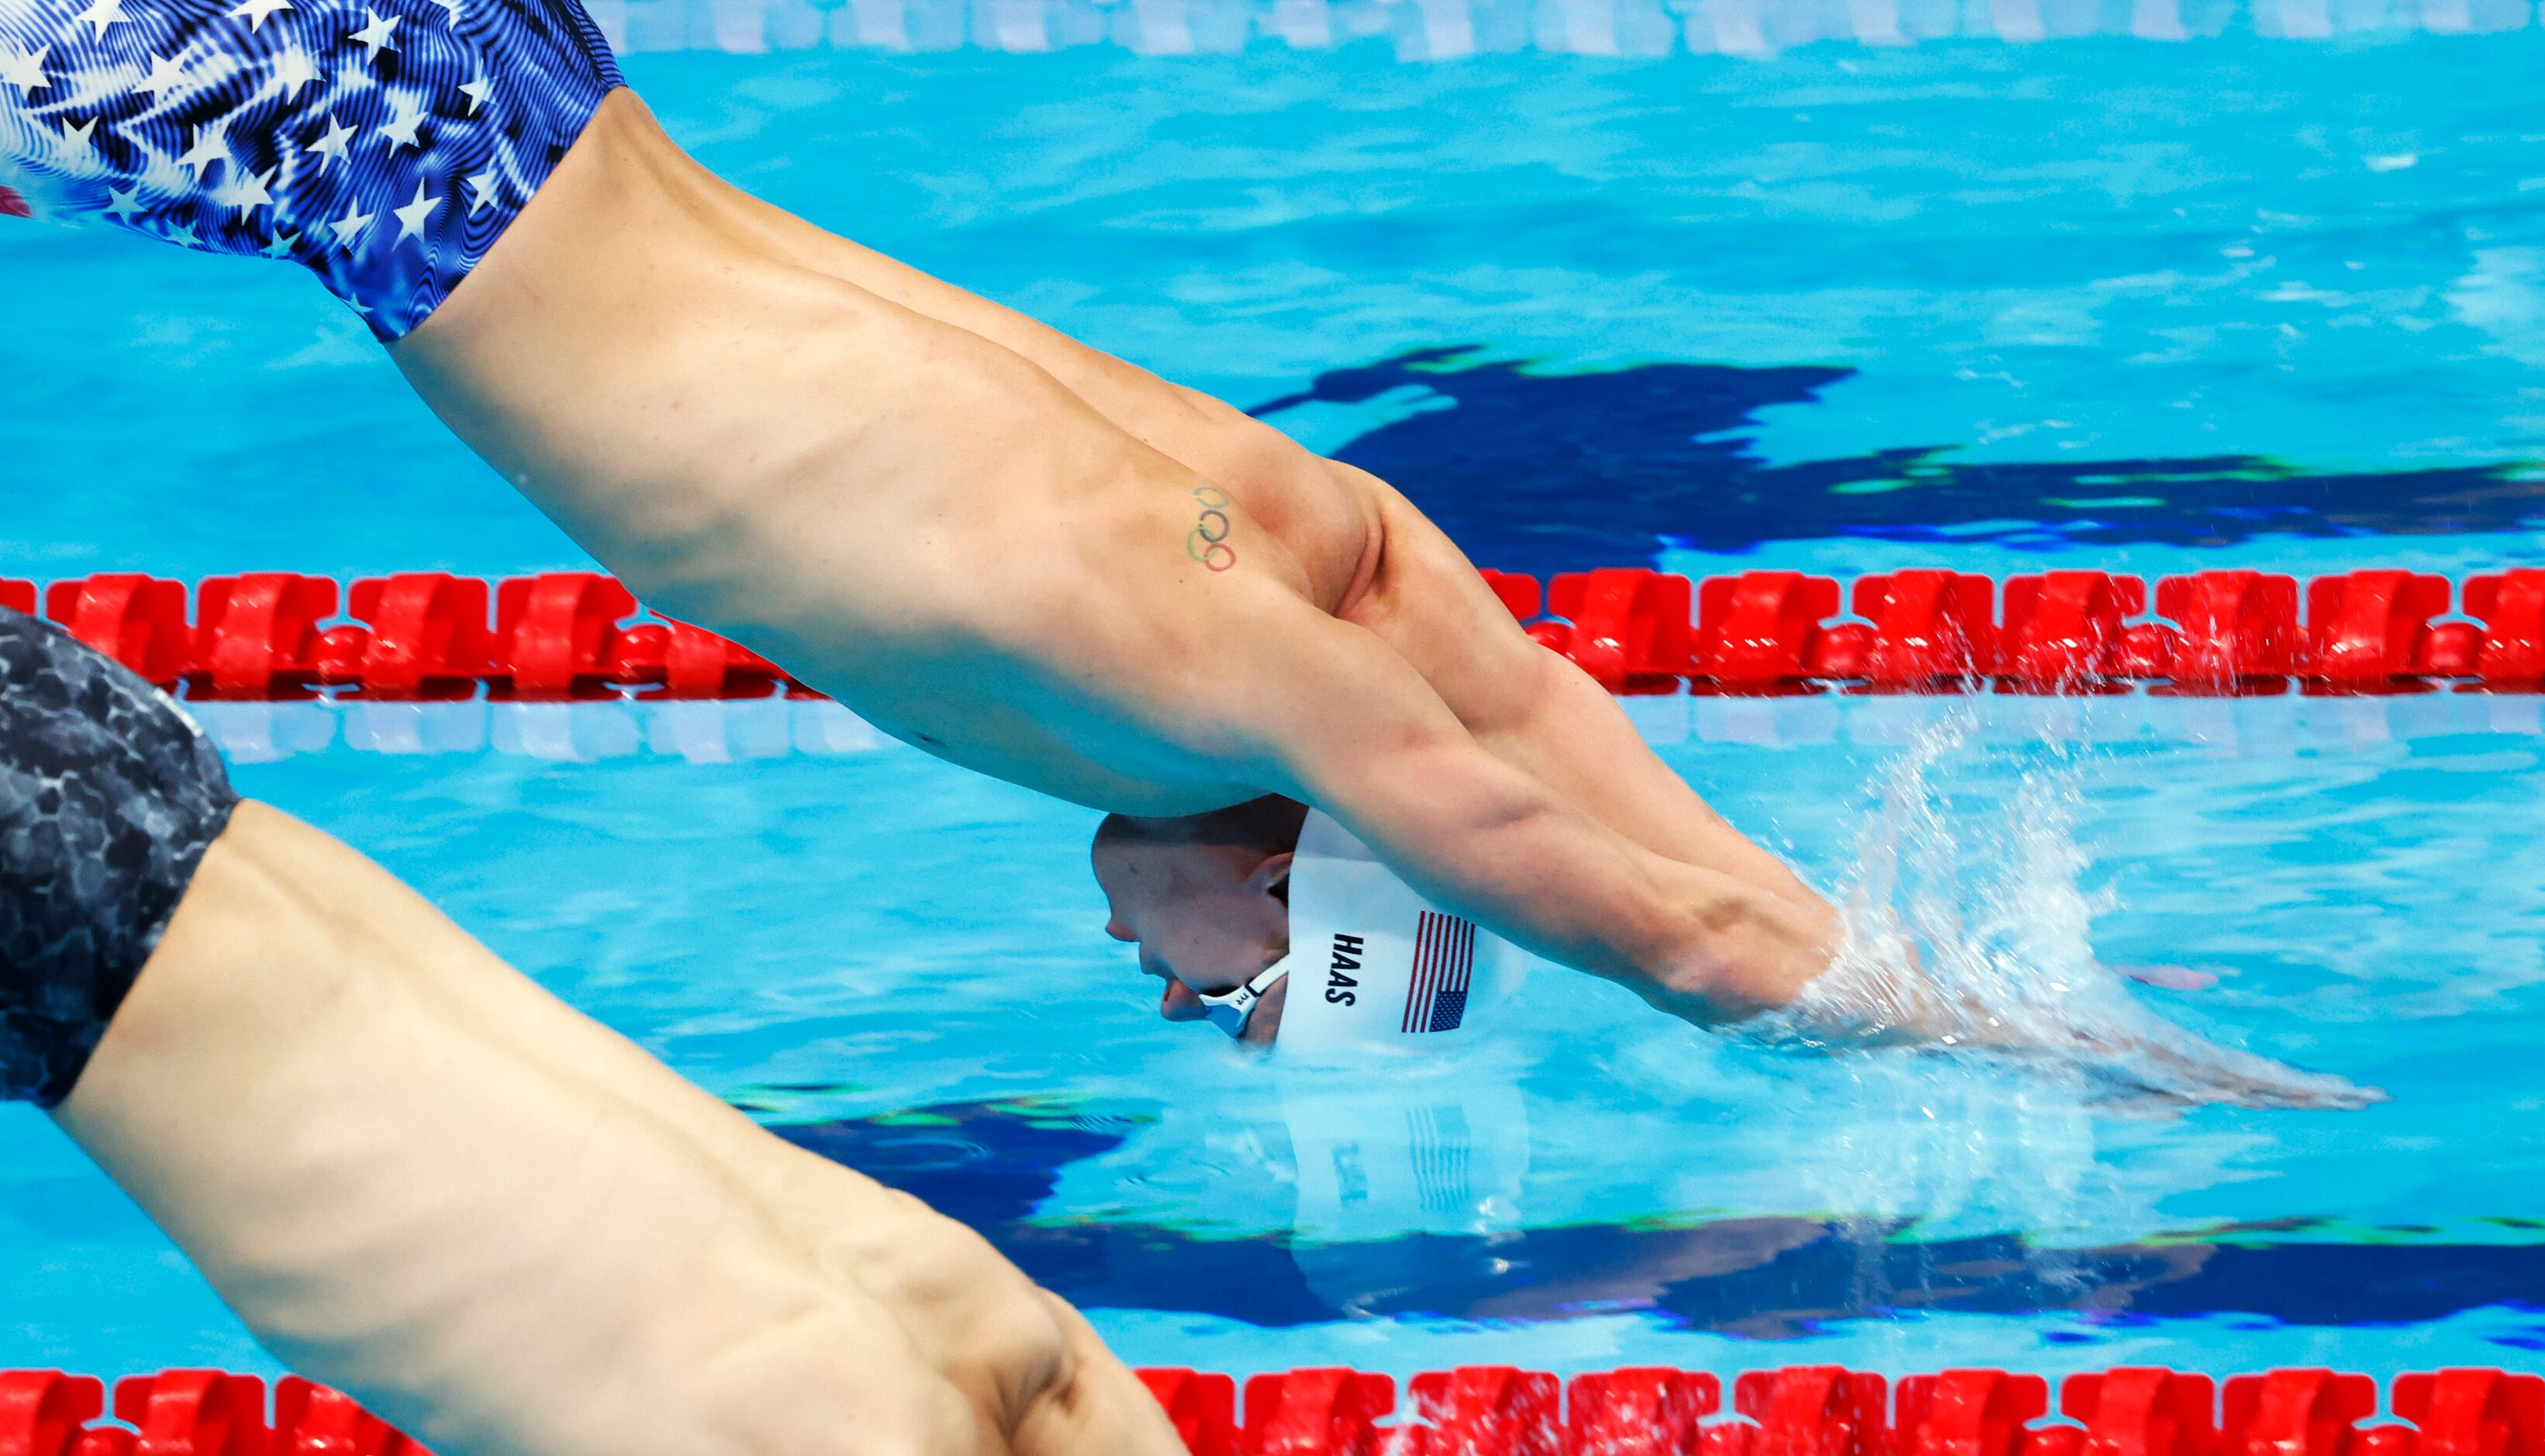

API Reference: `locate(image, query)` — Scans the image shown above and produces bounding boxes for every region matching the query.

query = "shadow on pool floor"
[775,1099,2545,1337]
[1250,347,2545,575]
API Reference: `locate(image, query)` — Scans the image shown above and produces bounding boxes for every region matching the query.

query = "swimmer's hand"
[1735,936,2384,1113]
[2056,1020,2384,1113]
[1627,878,1849,1025]
[781,1183,1193,1456]
[2114,962,2222,991]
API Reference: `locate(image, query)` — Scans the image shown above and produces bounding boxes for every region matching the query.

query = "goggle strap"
[1200,957,1293,1038]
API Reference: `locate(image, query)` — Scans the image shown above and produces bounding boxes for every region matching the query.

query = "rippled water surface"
[5,696,2541,1374]
[10,35,2545,578]
[6,9,2545,1383]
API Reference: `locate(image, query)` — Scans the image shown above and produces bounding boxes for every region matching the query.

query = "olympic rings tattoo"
[1187,485,1237,572]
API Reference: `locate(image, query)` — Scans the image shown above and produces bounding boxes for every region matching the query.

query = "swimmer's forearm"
[1341,761,1834,1019]
[1252,620,1835,1018]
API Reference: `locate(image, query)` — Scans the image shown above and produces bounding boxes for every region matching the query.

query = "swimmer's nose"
[1159,979,1209,1023]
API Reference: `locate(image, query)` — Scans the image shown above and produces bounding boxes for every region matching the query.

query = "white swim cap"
[1269,809,1532,1057]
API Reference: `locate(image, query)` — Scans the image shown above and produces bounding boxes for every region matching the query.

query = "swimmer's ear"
[1248,852,1295,907]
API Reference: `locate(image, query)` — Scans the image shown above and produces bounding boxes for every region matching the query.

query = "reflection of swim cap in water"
[1267,810,1532,1058]
[1281,1071,1531,1248]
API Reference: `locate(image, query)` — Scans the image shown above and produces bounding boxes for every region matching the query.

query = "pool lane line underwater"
[5,565,2542,703]
[11,1365,2545,1456]
[773,1102,2545,1339]
[1252,350,2545,574]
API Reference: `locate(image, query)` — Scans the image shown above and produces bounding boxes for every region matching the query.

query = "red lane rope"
[5,566,2543,700]
[5,1365,2537,1456]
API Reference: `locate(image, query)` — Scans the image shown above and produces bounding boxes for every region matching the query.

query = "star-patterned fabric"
[0,0,619,340]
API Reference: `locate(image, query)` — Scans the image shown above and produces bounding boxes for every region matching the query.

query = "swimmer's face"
[1090,836,1293,1045]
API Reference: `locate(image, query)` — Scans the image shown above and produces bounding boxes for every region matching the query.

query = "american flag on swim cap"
[1401,910,1476,1034]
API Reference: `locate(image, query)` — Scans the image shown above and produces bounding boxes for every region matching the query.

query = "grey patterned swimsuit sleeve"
[1,605,237,1108]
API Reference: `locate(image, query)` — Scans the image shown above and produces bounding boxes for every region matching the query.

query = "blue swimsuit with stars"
[0,0,619,340]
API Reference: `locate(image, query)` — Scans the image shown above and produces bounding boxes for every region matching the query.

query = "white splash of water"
[1749,714,2379,1113]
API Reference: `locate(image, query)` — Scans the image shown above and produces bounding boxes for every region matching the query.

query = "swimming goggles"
[1198,959,1293,1040]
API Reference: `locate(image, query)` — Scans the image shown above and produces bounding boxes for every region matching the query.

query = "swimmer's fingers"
[2074,1028,2387,1113]
[2108,963,2222,991]
[2084,1068,2386,1115]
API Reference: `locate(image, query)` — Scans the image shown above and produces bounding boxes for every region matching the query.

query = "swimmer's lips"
[0,185,29,219]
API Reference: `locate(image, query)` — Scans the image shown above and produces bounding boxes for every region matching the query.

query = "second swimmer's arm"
[51,802,1183,1456]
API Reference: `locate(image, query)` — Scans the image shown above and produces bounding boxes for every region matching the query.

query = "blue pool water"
[8,12,2545,1385]
[6,695,2544,1378]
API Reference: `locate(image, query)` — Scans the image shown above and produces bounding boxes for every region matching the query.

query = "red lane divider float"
[2153,570,2298,695]
[1844,570,1999,692]
[1701,571,1844,695]
[2464,571,2545,688]
[1480,565,2545,698]
[336,574,493,701]
[0,572,819,702]
[6,567,2545,699]
[1566,1369,1720,1456]
[2056,1369,2213,1456]
[16,1367,2543,1456]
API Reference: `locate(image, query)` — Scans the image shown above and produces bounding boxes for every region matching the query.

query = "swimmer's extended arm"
[1229,636,2373,1108]
[51,802,1182,1456]
[1118,562,1839,1022]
